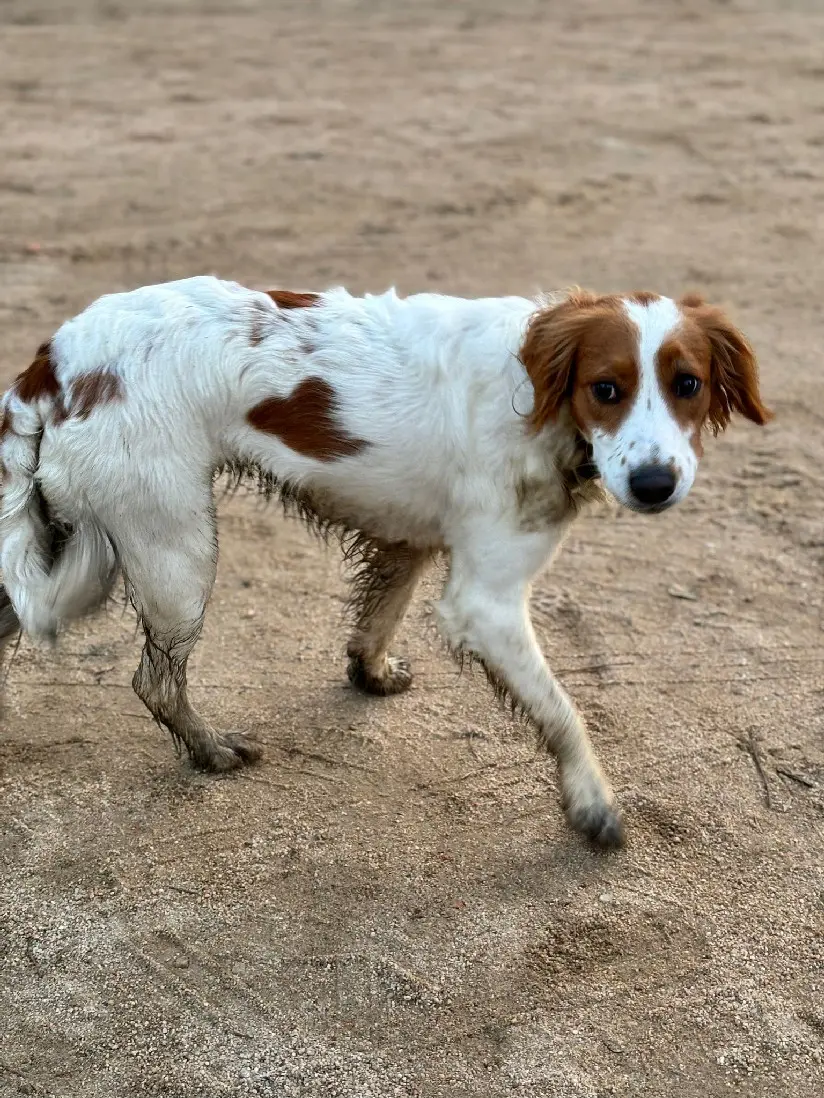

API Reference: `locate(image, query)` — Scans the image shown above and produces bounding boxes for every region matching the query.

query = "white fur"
[0,278,707,845]
[590,297,699,508]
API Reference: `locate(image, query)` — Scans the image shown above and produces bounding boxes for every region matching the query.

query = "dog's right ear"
[519,289,598,431]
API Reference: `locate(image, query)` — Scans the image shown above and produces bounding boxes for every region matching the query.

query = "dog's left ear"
[681,296,773,434]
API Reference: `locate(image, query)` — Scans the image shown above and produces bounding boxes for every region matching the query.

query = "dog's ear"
[680,298,773,433]
[520,289,598,431]
[679,291,705,308]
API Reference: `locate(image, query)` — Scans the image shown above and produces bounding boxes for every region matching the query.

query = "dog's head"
[519,290,772,512]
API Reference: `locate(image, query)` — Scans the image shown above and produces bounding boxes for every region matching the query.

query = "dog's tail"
[0,384,116,645]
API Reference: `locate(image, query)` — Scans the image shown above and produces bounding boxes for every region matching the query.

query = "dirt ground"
[1,1,823,1095]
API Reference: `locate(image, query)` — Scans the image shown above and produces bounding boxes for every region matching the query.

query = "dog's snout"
[629,463,676,507]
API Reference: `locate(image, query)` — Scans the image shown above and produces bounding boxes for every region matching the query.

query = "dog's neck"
[559,430,604,511]
[573,438,599,482]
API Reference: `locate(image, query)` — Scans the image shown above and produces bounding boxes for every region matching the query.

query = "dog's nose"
[629,463,676,507]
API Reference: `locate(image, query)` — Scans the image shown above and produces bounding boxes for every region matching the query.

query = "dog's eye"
[673,373,702,399]
[591,381,621,405]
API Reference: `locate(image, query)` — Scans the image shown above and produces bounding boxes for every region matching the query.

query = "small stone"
[668,585,698,601]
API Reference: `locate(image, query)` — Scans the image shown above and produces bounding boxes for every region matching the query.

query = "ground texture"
[0,1,822,1095]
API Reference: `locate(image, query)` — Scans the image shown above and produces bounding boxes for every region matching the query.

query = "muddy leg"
[0,586,20,647]
[121,514,261,771]
[0,586,21,709]
[346,541,429,696]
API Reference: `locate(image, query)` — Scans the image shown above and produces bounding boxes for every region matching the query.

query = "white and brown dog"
[0,280,771,847]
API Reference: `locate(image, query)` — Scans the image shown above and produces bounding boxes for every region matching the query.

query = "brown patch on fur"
[677,301,772,433]
[679,292,705,309]
[247,377,369,461]
[627,290,660,306]
[520,291,640,437]
[15,341,61,403]
[0,406,12,441]
[67,372,124,419]
[13,343,123,425]
[266,290,321,311]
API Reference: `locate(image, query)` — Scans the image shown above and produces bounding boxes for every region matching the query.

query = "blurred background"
[1,2,822,1096]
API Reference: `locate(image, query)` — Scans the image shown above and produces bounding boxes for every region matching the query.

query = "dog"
[0,279,771,848]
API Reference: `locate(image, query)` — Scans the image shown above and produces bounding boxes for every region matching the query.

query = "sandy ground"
[0,1,823,1095]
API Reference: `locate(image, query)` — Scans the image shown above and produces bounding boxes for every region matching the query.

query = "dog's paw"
[348,653,414,696]
[565,798,625,850]
[193,731,262,772]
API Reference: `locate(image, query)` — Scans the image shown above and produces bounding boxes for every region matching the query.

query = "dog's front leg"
[436,529,624,849]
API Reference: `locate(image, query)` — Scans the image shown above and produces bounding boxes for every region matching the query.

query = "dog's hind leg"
[118,492,261,771]
[0,586,21,648]
[0,586,21,699]
[345,541,430,696]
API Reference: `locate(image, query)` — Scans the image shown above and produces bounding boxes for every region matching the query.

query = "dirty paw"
[193,731,262,772]
[566,799,625,850]
[348,653,414,696]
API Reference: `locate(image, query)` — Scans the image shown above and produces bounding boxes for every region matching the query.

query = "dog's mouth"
[622,498,675,515]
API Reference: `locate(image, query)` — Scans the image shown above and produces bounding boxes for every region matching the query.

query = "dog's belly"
[295,484,446,550]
